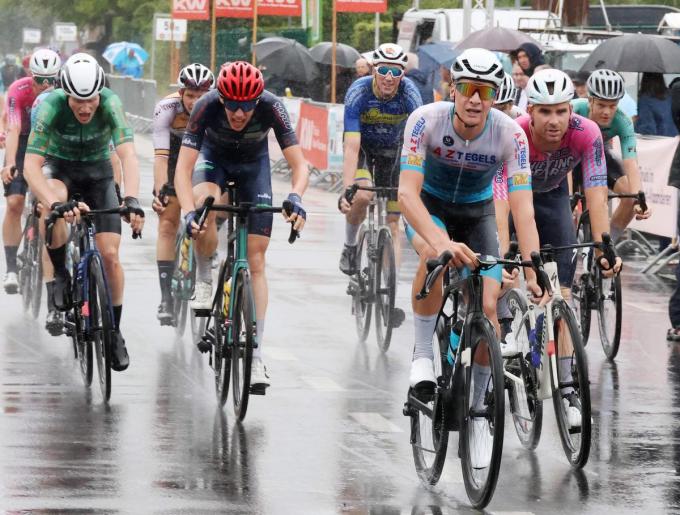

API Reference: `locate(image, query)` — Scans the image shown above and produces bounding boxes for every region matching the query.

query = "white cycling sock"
[345,222,361,246]
[559,356,575,395]
[253,318,264,359]
[196,253,212,282]
[472,365,491,411]
[412,313,437,361]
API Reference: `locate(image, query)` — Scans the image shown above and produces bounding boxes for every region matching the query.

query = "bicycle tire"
[573,214,592,344]
[596,270,622,361]
[374,227,396,353]
[460,319,505,509]
[172,234,193,337]
[231,268,255,421]
[505,289,543,450]
[75,311,93,387]
[30,237,43,320]
[411,317,449,485]
[214,261,231,407]
[90,256,113,402]
[353,227,372,342]
[550,298,591,468]
[19,215,35,313]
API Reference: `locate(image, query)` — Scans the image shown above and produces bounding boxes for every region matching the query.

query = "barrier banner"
[327,104,345,171]
[281,97,302,129]
[172,0,210,20]
[612,135,680,238]
[297,102,329,170]
[216,0,301,18]
[336,0,387,13]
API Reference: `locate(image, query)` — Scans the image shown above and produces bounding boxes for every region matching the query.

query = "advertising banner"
[172,0,210,20]
[336,0,386,13]
[297,102,329,170]
[216,0,301,18]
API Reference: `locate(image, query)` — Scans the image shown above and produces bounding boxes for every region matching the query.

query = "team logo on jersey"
[512,173,530,186]
[406,154,423,167]
[593,138,603,167]
[569,117,584,131]
[442,135,454,146]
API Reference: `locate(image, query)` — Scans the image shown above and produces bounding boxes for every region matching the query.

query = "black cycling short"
[573,149,624,192]
[3,134,29,197]
[43,157,122,235]
[191,146,273,237]
[355,146,400,214]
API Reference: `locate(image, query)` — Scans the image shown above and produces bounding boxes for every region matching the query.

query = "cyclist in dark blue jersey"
[338,43,422,326]
[175,61,308,390]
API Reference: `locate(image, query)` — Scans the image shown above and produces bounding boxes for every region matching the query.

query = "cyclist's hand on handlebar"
[284,193,306,232]
[634,203,651,220]
[152,189,166,215]
[338,185,356,214]
[598,255,623,277]
[526,276,551,307]
[1,165,16,185]
[436,241,477,269]
[123,196,145,234]
[501,267,518,290]
[50,200,82,224]
[184,210,204,239]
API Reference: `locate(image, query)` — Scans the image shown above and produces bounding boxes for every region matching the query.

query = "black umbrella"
[580,34,680,73]
[254,37,320,82]
[310,42,361,68]
[455,27,540,53]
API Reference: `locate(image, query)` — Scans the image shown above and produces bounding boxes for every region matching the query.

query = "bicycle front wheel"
[573,213,592,344]
[460,320,505,509]
[90,257,113,402]
[75,311,93,387]
[550,298,591,468]
[231,268,255,421]
[505,289,543,450]
[374,227,396,352]
[30,238,43,320]
[214,262,231,407]
[410,317,449,485]
[352,227,372,342]
[596,270,622,361]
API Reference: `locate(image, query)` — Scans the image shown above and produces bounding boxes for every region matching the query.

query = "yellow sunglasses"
[455,82,497,101]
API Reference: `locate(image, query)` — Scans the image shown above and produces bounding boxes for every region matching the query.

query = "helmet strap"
[454,110,479,129]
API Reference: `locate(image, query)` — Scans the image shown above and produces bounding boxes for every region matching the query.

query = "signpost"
[151,14,188,83]
[22,28,41,45]
[54,23,78,43]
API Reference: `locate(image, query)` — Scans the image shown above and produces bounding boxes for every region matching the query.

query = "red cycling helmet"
[217,61,264,101]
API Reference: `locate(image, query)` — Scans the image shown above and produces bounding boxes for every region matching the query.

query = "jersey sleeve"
[493,165,508,201]
[5,85,22,131]
[503,125,532,195]
[152,99,178,157]
[182,95,210,151]
[26,96,57,157]
[270,97,298,150]
[579,122,608,190]
[399,108,428,175]
[343,81,363,135]
[615,109,637,159]
[404,78,424,112]
[105,94,134,147]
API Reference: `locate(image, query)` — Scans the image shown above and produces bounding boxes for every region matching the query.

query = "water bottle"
[447,321,463,366]
[222,278,232,317]
[528,313,544,368]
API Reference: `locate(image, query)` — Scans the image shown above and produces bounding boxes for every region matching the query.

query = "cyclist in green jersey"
[23,54,144,372]
[571,69,651,242]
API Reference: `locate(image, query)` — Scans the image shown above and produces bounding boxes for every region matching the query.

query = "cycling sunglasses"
[455,82,497,101]
[376,65,404,78]
[223,98,259,112]
[34,76,57,86]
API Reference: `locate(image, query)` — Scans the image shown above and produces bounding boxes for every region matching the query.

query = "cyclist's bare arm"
[342,133,360,189]
[115,142,139,198]
[282,144,308,197]
[2,124,19,181]
[508,188,543,294]
[23,153,56,207]
[174,146,200,213]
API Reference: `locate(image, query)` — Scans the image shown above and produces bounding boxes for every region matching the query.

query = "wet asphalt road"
[1,137,680,514]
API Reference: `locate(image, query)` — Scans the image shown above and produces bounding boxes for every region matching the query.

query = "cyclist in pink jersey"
[1,48,60,293]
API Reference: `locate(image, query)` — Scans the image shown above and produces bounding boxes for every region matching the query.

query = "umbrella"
[310,42,361,68]
[103,42,149,66]
[254,37,319,83]
[417,41,460,68]
[580,34,680,73]
[455,27,540,53]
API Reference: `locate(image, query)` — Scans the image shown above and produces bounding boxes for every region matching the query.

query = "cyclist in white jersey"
[399,49,547,401]
[492,72,525,121]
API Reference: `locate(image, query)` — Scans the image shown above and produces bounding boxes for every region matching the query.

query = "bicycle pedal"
[196,340,212,353]
[249,384,268,395]
[192,308,211,317]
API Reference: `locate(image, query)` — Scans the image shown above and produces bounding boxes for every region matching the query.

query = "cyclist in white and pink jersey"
[1,48,60,293]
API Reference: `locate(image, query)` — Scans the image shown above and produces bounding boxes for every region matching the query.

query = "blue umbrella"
[103,42,149,66]
[417,42,460,68]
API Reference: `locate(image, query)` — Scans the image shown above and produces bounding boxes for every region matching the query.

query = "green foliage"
[350,21,392,53]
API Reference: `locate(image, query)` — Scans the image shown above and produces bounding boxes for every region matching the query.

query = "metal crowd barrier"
[106,74,157,134]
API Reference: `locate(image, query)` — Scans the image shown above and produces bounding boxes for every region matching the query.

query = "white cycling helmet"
[372,43,408,67]
[526,68,574,105]
[178,63,214,90]
[30,48,61,78]
[587,69,625,101]
[60,53,105,100]
[495,72,517,105]
[451,48,505,88]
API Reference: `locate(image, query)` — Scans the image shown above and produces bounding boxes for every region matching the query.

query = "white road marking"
[625,302,665,314]
[301,375,344,392]
[349,412,403,433]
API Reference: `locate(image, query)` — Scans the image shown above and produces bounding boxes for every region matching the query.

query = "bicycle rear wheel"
[550,298,591,468]
[573,214,592,344]
[231,268,255,421]
[374,228,396,352]
[172,234,193,337]
[214,262,231,407]
[505,289,543,450]
[90,257,113,402]
[19,216,36,313]
[29,238,43,319]
[352,227,372,342]
[460,320,505,509]
[596,270,622,361]
[410,317,449,485]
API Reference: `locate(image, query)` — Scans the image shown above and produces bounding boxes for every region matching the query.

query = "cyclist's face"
[452,80,495,126]
[68,95,100,124]
[589,98,618,127]
[374,66,403,97]
[224,105,255,132]
[181,88,208,114]
[492,101,513,115]
[529,102,571,144]
[512,64,528,89]
[517,51,530,71]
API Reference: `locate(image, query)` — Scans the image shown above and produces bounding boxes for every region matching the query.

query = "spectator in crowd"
[666,77,680,341]
[355,57,371,78]
[0,55,26,93]
[335,66,354,103]
[635,72,678,137]
[435,65,451,101]
[404,52,434,104]
[513,42,544,77]
[567,70,590,98]
[114,49,143,78]
[512,62,528,110]
[618,90,638,122]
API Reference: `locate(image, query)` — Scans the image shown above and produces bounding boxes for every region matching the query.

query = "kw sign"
[216,0,301,18]
[172,0,209,20]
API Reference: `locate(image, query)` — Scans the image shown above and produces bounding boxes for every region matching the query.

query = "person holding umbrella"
[513,42,545,77]
[355,57,372,79]
[114,49,143,79]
